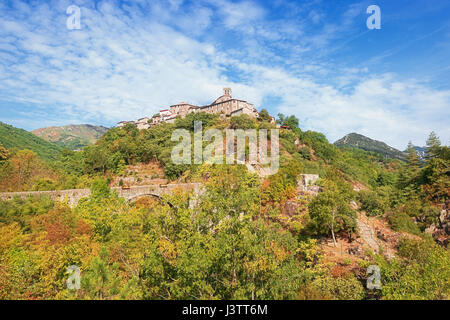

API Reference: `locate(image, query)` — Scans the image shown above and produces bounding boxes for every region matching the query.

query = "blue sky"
[0,0,449,149]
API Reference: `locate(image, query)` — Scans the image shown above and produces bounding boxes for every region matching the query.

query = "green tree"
[90,178,111,199]
[258,109,272,122]
[82,146,107,174]
[175,112,219,131]
[425,131,441,160]
[396,142,421,197]
[406,141,420,170]
[276,113,299,129]
[199,166,303,299]
[357,190,387,216]
[81,247,137,300]
[420,157,449,202]
[308,188,356,246]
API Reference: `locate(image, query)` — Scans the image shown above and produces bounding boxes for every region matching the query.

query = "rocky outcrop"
[297,174,320,196]
[284,200,299,216]
[425,204,450,247]
[356,212,380,254]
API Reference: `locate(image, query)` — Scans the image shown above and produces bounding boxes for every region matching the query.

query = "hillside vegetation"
[32,124,109,150]
[0,122,62,161]
[0,113,448,300]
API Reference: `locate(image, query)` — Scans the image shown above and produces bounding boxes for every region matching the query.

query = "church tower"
[223,88,232,97]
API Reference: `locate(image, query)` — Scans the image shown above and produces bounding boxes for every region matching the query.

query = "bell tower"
[223,88,232,97]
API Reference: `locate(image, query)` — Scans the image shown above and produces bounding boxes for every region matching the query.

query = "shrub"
[387,209,421,235]
[175,112,219,131]
[298,146,311,160]
[90,178,110,199]
[308,275,365,300]
[358,190,387,216]
[33,178,57,191]
[374,238,450,299]
[229,114,256,130]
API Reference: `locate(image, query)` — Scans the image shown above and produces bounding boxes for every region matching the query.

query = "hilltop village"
[117,88,269,129]
[1,91,449,301]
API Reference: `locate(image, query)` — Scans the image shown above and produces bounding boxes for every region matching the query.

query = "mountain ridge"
[334,132,406,160]
[32,124,109,150]
[0,122,62,161]
[405,145,426,161]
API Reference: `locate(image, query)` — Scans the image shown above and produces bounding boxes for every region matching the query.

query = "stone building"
[169,102,197,118]
[117,88,259,129]
[117,121,132,128]
[151,114,161,125]
[135,117,151,130]
[186,88,258,118]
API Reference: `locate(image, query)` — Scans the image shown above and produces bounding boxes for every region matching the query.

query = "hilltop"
[0,122,62,161]
[334,133,406,160]
[32,124,109,150]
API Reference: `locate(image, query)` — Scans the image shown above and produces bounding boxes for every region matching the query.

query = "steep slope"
[334,133,406,160]
[32,124,109,150]
[0,122,62,161]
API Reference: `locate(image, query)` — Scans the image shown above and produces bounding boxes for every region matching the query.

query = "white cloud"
[0,0,448,150]
[224,64,450,149]
[211,0,265,30]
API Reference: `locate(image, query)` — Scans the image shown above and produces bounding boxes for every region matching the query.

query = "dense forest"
[0,111,448,300]
[0,122,62,162]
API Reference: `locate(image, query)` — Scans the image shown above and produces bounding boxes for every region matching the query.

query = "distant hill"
[0,122,62,161]
[32,124,109,150]
[334,133,406,160]
[405,145,426,161]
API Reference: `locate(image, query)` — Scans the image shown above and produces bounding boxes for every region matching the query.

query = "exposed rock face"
[352,182,368,192]
[425,204,450,247]
[356,212,380,254]
[284,200,299,216]
[297,174,320,195]
[245,163,276,177]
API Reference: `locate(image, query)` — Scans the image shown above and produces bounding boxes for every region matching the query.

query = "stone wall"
[197,99,256,117]
[0,183,203,208]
